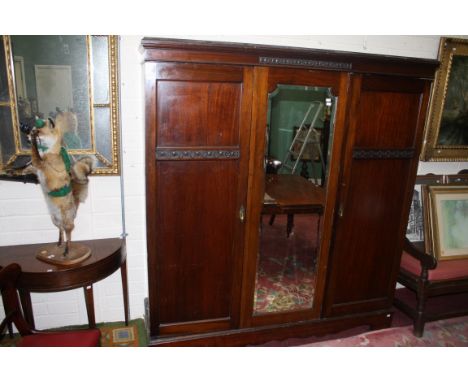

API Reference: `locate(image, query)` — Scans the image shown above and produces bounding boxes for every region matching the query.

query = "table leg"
[19,289,35,330]
[287,214,294,237]
[269,214,276,225]
[121,260,130,326]
[83,285,96,328]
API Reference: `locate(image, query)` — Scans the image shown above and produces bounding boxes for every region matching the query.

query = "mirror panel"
[91,36,110,105]
[0,107,15,167]
[0,36,9,103]
[253,84,336,315]
[0,35,120,176]
[12,35,93,151]
[94,106,112,162]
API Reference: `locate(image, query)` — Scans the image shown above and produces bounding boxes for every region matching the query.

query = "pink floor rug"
[303,316,468,346]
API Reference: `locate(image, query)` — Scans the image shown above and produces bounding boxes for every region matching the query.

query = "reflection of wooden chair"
[395,238,468,337]
[0,263,101,346]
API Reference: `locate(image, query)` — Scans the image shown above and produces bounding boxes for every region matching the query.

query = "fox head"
[32,117,63,155]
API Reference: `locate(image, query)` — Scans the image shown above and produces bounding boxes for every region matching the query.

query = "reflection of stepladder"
[281,101,325,184]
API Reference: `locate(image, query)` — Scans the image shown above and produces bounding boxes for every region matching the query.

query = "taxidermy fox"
[24,112,94,256]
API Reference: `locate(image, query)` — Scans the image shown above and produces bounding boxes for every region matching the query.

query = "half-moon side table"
[0,238,129,329]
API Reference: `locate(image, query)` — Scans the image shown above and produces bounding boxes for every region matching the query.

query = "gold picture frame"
[426,185,468,261]
[0,35,120,176]
[421,37,468,161]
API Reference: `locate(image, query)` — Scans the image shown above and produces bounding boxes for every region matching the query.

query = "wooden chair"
[0,263,101,346]
[394,238,468,337]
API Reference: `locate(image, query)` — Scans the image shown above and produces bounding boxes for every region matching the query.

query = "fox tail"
[71,156,95,205]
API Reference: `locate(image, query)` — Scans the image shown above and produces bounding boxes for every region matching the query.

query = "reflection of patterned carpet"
[0,318,148,347]
[254,214,319,314]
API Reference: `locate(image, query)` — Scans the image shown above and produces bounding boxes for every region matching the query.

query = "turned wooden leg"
[287,214,294,237]
[414,292,427,337]
[414,271,428,337]
[19,289,35,330]
[83,285,96,328]
[120,260,130,326]
[269,214,276,225]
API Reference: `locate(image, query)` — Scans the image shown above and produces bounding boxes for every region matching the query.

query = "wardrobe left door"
[145,62,253,337]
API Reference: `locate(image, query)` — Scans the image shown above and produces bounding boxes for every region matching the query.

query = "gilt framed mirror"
[421,37,468,161]
[0,35,120,178]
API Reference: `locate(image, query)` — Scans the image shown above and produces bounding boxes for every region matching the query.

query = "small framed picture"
[406,185,425,242]
[427,186,468,260]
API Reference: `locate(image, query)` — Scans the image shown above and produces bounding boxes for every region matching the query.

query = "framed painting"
[422,37,468,161]
[427,186,468,260]
[406,184,425,242]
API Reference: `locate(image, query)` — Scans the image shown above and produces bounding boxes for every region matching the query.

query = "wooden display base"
[36,243,91,266]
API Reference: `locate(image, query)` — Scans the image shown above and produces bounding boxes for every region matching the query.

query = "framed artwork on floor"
[406,184,425,242]
[426,186,468,260]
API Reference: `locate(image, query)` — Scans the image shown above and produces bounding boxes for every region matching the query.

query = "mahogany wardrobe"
[142,38,437,346]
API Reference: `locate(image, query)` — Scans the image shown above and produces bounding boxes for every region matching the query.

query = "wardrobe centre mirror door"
[252,69,340,318]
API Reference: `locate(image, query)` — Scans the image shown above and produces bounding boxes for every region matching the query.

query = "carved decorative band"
[156,148,240,160]
[259,56,352,70]
[352,148,415,160]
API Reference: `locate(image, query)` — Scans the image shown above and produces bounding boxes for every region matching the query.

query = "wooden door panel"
[356,91,421,148]
[324,74,430,317]
[146,62,252,335]
[327,159,412,305]
[157,81,241,147]
[156,161,238,323]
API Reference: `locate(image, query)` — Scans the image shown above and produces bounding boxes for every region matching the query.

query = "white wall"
[0,35,464,329]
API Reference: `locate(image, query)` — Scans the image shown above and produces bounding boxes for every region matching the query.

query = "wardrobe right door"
[323,74,431,318]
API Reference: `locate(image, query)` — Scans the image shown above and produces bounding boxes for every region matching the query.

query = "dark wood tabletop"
[0,237,128,328]
[263,174,325,214]
[0,238,126,291]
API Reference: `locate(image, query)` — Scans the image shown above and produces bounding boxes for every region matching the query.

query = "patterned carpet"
[0,318,148,347]
[304,316,468,346]
[96,319,148,346]
[254,214,319,314]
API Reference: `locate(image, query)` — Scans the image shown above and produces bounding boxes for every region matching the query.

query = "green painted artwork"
[440,199,468,249]
[437,55,468,146]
